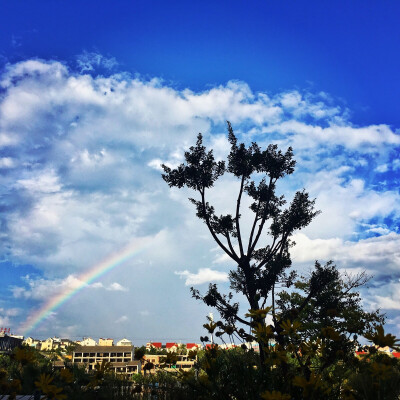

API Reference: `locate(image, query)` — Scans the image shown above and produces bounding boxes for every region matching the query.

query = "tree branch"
[247,198,261,255]
[225,232,238,261]
[249,178,274,254]
[201,189,239,262]
[235,174,245,258]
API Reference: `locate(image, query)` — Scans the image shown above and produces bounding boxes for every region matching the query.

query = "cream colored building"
[23,337,40,348]
[116,338,132,346]
[142,354,195,374]
[98,338,114,346]
[80,337,97,346]
[40,337,61,351]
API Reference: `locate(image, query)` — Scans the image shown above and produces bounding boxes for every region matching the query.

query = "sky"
[0,0,399,343]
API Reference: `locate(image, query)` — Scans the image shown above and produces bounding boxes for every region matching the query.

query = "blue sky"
[0,0,400,342]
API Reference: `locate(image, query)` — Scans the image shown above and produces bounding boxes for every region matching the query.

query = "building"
[142,353,196,374]
[60,338,74,350]
[80,337,97,346]
[40,337,62,351]
[165,342,178,352]
[186,343,201,351]
[0,335,23,354]
[98,338,114,346]
[72,345,141,376]
[23,337,40,349]
[146,342,162,351]
[116,338,132,346]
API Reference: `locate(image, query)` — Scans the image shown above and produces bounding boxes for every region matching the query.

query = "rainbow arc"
[20,238,149,336]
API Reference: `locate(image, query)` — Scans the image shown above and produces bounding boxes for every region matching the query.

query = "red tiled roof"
[150,342,162,348]
[186,343,198,349]
[392,352,400,358]
[166,342,177,348]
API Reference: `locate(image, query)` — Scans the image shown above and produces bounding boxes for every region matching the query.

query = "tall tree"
[162,122,319,358]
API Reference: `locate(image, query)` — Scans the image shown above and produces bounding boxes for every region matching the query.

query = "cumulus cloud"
[362,280,400,312]
[0,308,21,327]
[12,275,86,300]
[175,268,229,285]
[292,232,400,275]
[0,157,16,168]
[11,275,128,300]
[115,315,129,323]
[1,58,400,338]
[107,282,128,292]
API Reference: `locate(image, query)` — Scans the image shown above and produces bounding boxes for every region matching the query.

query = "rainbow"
[19,237,150,336]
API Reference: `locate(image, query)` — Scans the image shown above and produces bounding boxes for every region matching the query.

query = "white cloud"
[291,232,400,274]
[0,307,21,327]
[107,282,128,292]
[375,164,388,173]
[365,281,400,311]
[0,157,16,168]
[366,226,391,235]
[1,58,400,339]
[76,51,118,73]
[263,121,400,152]
[175,268,229,285]
[11,275,128,301]
[16,169,62,194]
[147,158,164,171]
[277,90,341,119]
[12,275,85,301]
[115,315,129,323]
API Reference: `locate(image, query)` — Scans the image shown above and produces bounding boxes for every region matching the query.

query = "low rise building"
[23,337,40,349]
[0,335,23,354]
[60,338,73,347]
[186,343,201,351]
[98,338,114,346]
[72,345,141,376]
[165,342,178,352]
[116,338,132,346]
[80,337,97,346]
[142,353,196,374]
[40,337,62,351]
[146,342,162,351]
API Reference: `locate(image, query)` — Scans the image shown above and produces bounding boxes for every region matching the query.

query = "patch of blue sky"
[1,261,42,296]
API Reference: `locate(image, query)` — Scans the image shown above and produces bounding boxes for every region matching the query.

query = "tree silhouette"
[162,122,321,359]
[162,122,384,384]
